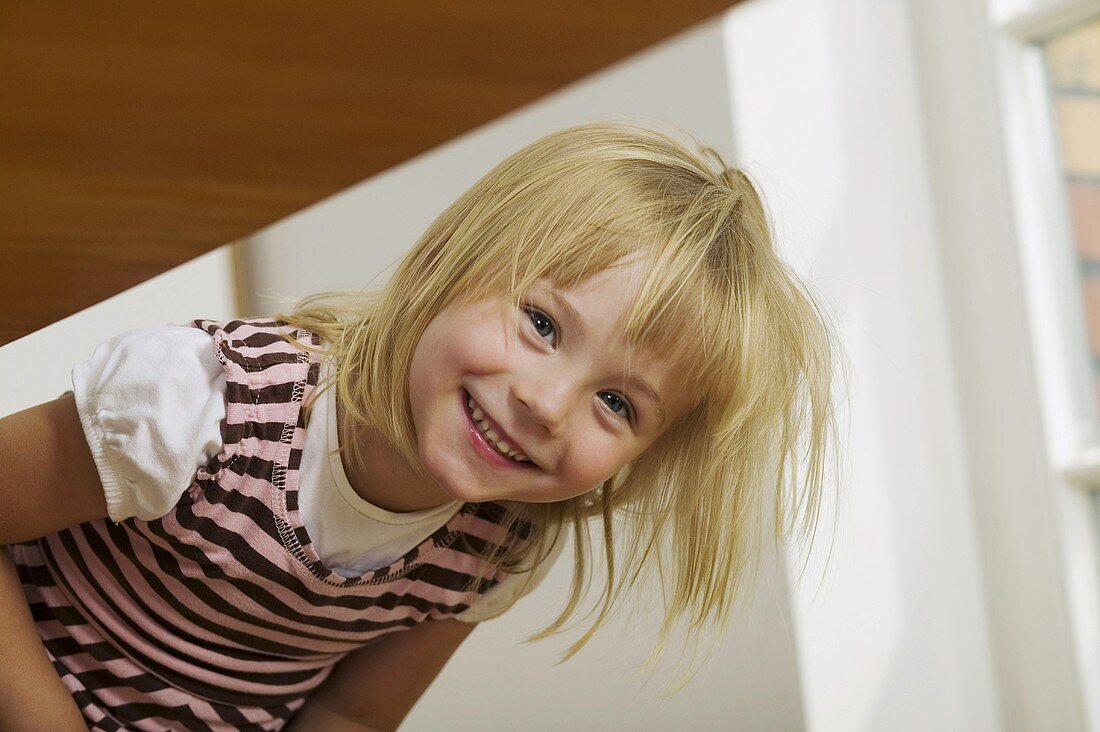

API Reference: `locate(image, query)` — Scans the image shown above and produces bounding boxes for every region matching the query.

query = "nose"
[512,376,572,437]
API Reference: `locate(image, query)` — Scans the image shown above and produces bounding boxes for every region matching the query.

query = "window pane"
[1043,17,1100,421]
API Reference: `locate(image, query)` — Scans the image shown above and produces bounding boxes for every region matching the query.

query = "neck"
[335,393,455,514]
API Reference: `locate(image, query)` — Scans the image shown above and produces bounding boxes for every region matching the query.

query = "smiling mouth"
[462,389,537,469]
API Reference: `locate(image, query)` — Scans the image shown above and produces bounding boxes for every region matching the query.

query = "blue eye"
[599,391,633,421]
[524,306,557,346]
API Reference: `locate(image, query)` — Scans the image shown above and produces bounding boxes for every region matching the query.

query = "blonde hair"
[273,120,848,693]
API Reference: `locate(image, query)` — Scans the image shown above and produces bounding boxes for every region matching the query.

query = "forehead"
[548,254,708,363]
[534,256,646,350]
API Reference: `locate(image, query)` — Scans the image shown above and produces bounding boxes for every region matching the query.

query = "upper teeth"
[467,396,529,462]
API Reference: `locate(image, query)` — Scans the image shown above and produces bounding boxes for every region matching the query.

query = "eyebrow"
[627,375,668,426]
[548,290,667,426]
[548,290,586,343]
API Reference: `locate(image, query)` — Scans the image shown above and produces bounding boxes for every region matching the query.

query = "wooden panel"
[0,1,738,346]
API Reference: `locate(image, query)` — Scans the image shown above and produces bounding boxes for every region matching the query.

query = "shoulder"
[191,318,322,378]
[74,324,219,386]
[72,324,224,424]
[191,317,319,348]
[71,324,228,522]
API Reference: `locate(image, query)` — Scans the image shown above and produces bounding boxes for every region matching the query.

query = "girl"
[0,120,844,731]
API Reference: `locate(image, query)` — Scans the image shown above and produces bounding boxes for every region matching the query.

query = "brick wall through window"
[1044,18,1100,420]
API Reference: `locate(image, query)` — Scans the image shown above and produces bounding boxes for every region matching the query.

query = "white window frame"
[914,0,1100,728]
[998,1,1100,486]
[992,2,1100,728]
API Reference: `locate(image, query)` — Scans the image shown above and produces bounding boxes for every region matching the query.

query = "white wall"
[910,0,1096,727]
[724,0,1005,730]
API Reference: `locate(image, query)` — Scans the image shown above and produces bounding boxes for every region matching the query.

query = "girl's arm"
[0,549,85,731]
[0,392,110,545]
[285,617,479,732]
[0,392,113,730]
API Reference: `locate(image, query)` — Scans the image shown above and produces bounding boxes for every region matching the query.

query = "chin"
[419,454,481,504]
[432,477,472,502]
[448,472,506,502]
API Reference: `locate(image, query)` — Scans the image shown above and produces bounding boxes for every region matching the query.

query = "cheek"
[568,432,631,484]
[408,341,440,400]
[409,315,515,399]
[460,323,518,372]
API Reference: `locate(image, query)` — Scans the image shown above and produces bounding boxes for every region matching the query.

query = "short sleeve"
[452,527,568,623]
[70,324,227,523]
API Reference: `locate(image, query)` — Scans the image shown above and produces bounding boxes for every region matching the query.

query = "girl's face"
[407,257,693,506]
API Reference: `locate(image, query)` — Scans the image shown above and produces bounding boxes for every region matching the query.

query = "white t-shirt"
[69,324,564,623]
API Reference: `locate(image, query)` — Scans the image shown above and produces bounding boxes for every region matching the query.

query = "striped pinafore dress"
[8,317,536,731]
